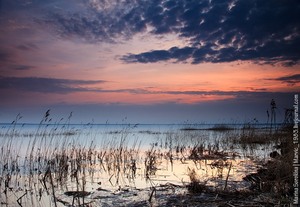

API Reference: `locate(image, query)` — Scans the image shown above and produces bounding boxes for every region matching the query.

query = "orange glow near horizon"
[1,31,299,106]
[2,59,298,106]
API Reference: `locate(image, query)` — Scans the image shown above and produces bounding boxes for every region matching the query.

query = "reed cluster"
[0,112,294,206]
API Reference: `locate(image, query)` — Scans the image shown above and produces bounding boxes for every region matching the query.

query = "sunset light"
[0,0,299,123]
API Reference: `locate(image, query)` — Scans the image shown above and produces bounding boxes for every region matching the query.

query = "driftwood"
[64,191,91,197]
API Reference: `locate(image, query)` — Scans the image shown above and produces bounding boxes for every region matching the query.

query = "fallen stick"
[224,162,232,191]
[148,187,156,203]
[17,191,27,207]
[48,167,58,207]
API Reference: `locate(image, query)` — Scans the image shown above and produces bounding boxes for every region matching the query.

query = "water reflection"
[0,123,276,206]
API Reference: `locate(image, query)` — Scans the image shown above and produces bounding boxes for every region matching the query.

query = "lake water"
[0,122,277,156]
[0,123,278,206]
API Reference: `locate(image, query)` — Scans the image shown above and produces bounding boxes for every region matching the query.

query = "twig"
[108,174,114,186]
[224,162,232,191]
[40,177,49,195]
[214,193,218,201]
[48,167,58,207]
[17,191,27,207]
[148,187,156,203]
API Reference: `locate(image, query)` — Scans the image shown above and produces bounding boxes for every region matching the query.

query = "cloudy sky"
[0,0,299,124]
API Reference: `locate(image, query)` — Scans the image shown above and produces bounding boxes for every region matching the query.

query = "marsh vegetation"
[0,112,294,206]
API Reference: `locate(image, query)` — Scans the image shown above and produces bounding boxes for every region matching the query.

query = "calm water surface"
[0,123,276,206]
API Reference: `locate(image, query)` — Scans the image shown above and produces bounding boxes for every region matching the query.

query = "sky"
[0,0,299,124]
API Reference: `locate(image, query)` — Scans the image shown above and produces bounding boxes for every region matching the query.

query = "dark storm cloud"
[121,46,198,63]
[2,0,299,66]
[120,0,300,65]
[43,1,148,43]
[268,74,300,86]
[46,0,297,66]
[0,76,105,93]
